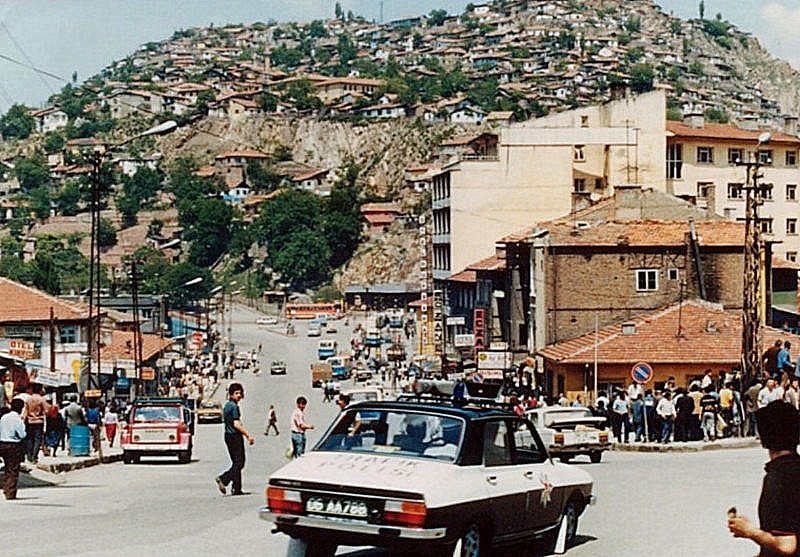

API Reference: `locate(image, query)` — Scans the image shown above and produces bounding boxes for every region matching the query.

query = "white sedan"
[256,316,279,325]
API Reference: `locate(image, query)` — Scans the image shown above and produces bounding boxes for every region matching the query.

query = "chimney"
[610,81,630,101]
[683,110,705,129]
[784,115,798,136]
[571,191,592,213]
[737,116,758,131]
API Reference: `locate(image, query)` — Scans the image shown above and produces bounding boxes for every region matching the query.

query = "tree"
[28,186,53,220]
[0,104,36,140]
[624,16,641,33]
[246,161,282,192]
[308,20,328,38]
[167,157,222,201]
[98,217,118,248]
[428,9,448,26]
[282,80,322,111]
[163,262,212,305]
[271,228,331,289]
[53,180,82,216]
[699,0,705,20]
[118,166,163,225]
[334,2,343,19]
[323,160,362,269]
[256,189,322,254]
[181,198,233,267]
[15,152,50,192]
[336,34,357,66]
[629,64,655,93]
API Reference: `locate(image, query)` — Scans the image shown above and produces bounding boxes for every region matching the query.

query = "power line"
[0,22,61,95]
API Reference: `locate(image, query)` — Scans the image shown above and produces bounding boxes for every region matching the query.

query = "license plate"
[306,496,368,519]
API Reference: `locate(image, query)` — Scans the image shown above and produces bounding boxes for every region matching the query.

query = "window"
[787,184,797,201]
[697,182,713,199]
[573,145,585,161]
[668,268,679,280]
[762,184,773,200]
[758,150,773,165]
[728,148,744,164]
[787,151,798,167]
[580,115,589,127]
[787,252,798,262]
[787,218,797,235]
[636,269,658,292]
[667,144,682,179]
[727,183,743,199]
[483,420,511,467]
[760,218,773,234]
[510,419,546,464]
[59,326,78,344]
[696,146,713,164]
[573,178,586,192]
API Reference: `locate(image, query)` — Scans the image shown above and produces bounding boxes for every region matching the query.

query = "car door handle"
[485,475,497,485]
[523,470,535,479]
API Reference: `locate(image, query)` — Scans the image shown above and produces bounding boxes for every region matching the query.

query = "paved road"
[0,305,768,557]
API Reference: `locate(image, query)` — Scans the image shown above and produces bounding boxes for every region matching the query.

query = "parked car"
[526,406,611,463]
[196,400,223,423]
[270,360,288,375]
[234,352,250,369]
[120,398,194,464]
[307,325,322,337]
[260,399,594,556]
[326,324,338,334]
[256,316,278,325]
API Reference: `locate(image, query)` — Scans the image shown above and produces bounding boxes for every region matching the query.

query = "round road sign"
[631,362,654,384]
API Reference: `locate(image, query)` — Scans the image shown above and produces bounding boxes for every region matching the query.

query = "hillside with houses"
[2,0,800,297]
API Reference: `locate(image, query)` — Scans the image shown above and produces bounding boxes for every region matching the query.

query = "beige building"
[432,89,668,281]
[666,116,800,262]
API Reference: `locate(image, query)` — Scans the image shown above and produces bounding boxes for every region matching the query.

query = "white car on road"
[256,316,279,325]
[526,406,611,463]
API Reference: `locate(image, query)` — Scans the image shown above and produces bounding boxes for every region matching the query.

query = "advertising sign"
[477,350,512,370]
[454,333,475,347]
[446,316,466,326]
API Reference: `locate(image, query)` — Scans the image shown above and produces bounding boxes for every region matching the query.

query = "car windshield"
[200,402,219,409]
[133,406,182,423]
[316,409,464,462]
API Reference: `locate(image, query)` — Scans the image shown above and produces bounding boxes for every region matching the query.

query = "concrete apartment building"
[665,115,800,262]
[431,89,668,284]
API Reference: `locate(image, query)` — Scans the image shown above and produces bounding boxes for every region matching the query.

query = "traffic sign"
[631,362,654,384]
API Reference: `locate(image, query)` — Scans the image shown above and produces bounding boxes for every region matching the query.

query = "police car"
[260,398,594,556]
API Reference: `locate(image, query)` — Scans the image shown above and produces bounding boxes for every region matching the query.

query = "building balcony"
[432,197,451,210]
[432,233,450,244]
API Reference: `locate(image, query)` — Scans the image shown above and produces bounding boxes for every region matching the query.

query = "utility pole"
[129,258,144,396]
[738,134,772,386]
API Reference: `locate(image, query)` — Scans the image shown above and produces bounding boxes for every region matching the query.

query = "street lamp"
[86,120,178,395]
[181,277,204,342]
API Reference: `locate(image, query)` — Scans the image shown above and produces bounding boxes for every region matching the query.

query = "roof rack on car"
[395,392,514,411]
[132,397,189,405]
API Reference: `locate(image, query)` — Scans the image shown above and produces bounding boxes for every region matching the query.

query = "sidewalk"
[611,436,760,453]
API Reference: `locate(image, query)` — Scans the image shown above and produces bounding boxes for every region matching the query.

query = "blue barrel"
[69,425,90,456]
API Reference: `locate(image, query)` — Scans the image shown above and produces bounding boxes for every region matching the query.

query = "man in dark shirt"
[214,383,254,496]
[762,340,783,380]
[728,400,800,556]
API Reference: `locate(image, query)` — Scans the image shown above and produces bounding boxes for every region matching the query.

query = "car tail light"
[599,431,608,442]
[383,500,427,528]
[267,487,303,515]
[553,432,565,444]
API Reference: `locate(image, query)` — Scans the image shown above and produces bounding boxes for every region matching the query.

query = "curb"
[36,452,123,474]
[610,439,760,453]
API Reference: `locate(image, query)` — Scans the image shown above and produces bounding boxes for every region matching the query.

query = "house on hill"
[360,202,402,238]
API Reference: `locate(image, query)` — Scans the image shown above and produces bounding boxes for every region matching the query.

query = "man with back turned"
[728,400,800,556]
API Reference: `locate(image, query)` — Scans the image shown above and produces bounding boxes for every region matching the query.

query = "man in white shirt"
[656,391,677,444]
[0,398,27,499]
[758,379,785,409]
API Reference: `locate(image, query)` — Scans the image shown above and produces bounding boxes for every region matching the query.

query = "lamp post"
[738,132,771,386]
[182,276,204,347]
[86,120,178,395]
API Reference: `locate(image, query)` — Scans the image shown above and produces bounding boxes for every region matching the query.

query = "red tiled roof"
[102,330,173,363]
[501,220,744,247]
[440,133,482,146]
[194,165,216,177]
[363,214,395,226]
[666,121,800,145]
[467,253,506,272]
[0,278,90,323]
[537,299,800,365]
[360,202,401,214]
[448,269,477,283]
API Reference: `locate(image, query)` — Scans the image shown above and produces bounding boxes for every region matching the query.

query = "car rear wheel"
[448,522,486,557]
[559,455,572,463]
[178,449,191,464]
[589,450,602,463]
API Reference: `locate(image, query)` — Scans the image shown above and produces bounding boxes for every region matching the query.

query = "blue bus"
[318,339,337,360]
[327,355,351,379]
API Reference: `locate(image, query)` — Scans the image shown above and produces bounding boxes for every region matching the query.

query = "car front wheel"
[589,451,602,463]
